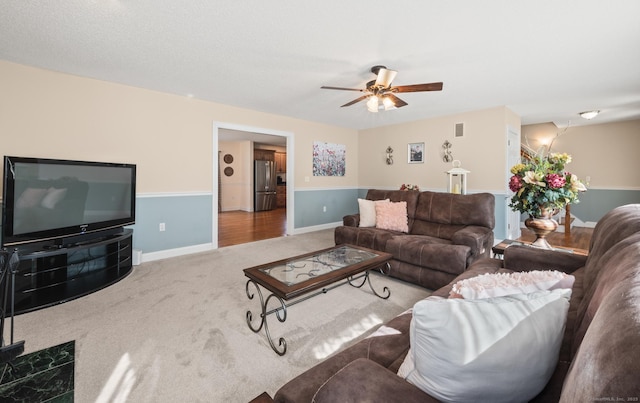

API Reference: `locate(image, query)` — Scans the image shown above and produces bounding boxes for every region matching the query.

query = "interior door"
[506,127,522,240]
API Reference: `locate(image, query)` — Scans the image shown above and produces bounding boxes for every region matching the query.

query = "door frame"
[212,122,294,248]
[505,125,522,240]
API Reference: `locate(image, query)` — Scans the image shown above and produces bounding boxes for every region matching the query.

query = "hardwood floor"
[218,208,287,247]
[516,226,593,253]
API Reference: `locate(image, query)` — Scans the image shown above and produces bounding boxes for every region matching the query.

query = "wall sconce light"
[386,146,394,165]
[442,140,453,162]
[579,110,599,120]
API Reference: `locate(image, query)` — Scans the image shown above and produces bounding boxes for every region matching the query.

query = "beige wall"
[0,60,358,195]
[358,106,520,192]
[522,120,640,189]
[17,58,637,199]
[219,140,252,211]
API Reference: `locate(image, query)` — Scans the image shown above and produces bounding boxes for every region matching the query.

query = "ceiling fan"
[321,65,443,112]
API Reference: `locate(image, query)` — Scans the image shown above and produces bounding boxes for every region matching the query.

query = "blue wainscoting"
[493,194,507,241]
[293,188,362,228]
[125,188,639,260]
[130,193,213,253]
[571,188,640,223]
[293,188,509,241]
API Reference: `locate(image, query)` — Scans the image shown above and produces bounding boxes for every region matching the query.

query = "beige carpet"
[9,230,431,402]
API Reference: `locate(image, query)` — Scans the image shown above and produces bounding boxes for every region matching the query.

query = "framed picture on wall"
[313,141,346,176]
[408,142,424,164]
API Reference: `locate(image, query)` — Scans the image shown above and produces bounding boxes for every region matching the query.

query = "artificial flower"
[570,174,587,192]
[545,173,566,189]
[523,171,546,187]
[510,163,526,174]
[508,175,523,192]
[400,184,419,191]
[508,152,586,217]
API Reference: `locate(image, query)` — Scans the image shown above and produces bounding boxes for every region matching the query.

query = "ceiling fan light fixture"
[375,67,398,88]
[366,96,379,113]
[579,110,599,120]
[321,66,443,112]
[382,96,396,111]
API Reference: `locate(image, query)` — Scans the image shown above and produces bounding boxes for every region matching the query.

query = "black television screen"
[2,156,136,247]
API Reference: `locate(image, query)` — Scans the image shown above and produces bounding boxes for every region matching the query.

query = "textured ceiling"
[1,1,639,130]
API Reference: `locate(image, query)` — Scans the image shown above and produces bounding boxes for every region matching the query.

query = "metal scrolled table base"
[245,263,391,355]
[347,262,391,299]
[245,280,288,355]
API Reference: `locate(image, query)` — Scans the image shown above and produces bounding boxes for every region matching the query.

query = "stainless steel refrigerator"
[254,160,277,211]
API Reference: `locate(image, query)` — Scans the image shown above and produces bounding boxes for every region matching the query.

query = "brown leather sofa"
[274,204,640,402]
[335,189,495,290]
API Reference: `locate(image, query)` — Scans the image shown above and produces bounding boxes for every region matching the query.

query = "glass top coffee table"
[244,244,392,355]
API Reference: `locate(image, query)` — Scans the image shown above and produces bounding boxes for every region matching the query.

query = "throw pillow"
[375,201,409,232]
[398,289,572,403]
[358,198,389,227]
[449,270,575,299]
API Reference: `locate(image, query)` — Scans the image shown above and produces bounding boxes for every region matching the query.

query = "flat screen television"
[2,156,136,247]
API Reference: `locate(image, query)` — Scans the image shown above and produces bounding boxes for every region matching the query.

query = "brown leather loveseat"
[335,189,495,289]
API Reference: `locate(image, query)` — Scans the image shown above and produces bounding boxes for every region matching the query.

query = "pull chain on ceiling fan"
[321,65,443,112]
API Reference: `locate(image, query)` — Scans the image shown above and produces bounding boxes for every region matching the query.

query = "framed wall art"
[408,142,424,164]
[313,141,346,176]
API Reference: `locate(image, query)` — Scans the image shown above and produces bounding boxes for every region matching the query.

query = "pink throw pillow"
[375,201,408,233]
[449,270,575,299]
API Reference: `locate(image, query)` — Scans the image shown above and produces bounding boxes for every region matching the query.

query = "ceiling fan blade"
[375,68,398,88]
[341,95,370,107]
[321,86,365,92]
[386,94,408,108]
[392,82,443,93]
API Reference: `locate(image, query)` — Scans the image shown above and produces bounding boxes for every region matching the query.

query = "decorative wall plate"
[223,154,234,164]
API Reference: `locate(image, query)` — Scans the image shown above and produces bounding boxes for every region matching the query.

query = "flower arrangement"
[508,152,587,217]
[400,184,420,191]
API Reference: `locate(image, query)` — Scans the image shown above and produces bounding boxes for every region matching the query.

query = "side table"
[492,239,588,259]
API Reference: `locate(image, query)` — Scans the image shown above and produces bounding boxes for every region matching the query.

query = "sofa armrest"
[451,225,493,257]
[503,245,587,274]
[342,213,360,227]
[313,358,435,403]
[275,313,413,403]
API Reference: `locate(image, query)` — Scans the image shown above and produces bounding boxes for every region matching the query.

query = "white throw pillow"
[450,270,575,299]
[398,289,571,403]
[358,198,389,227]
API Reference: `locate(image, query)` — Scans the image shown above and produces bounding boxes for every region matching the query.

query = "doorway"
[213,122,294,248]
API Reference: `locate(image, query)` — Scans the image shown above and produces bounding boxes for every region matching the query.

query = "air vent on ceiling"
[454,122,465,138]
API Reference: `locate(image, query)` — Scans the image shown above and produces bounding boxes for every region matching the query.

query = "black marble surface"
[0,340,74,402]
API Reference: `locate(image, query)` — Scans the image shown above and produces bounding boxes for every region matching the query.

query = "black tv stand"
[53,227,122,249]
[3,229,133,315]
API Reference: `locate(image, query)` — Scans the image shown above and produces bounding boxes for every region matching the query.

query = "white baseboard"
[141,243,214,263]
[140,223,339,263]
[292,221,341,235]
